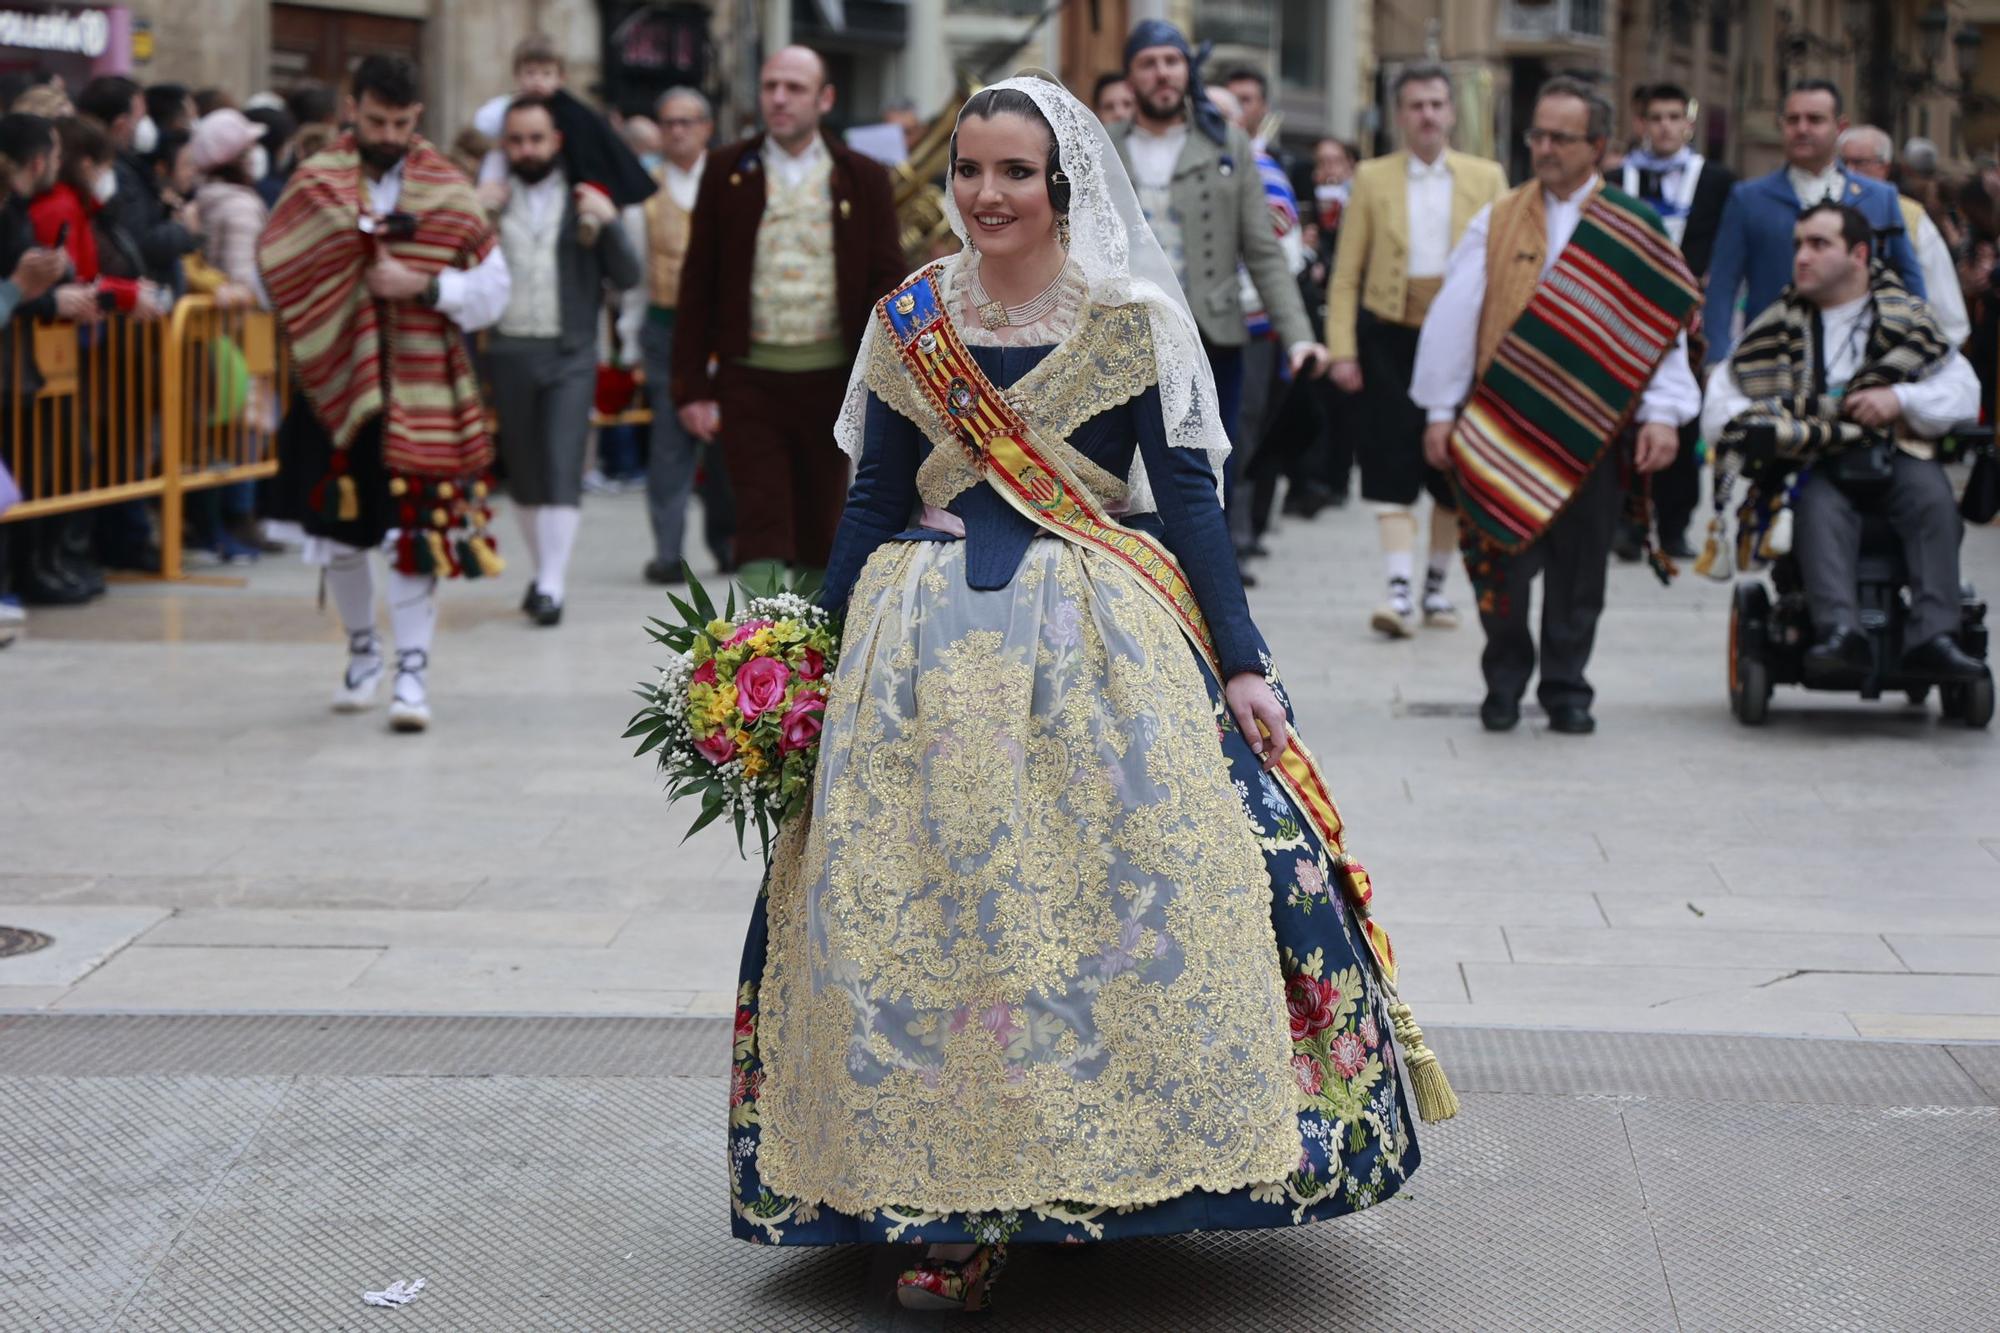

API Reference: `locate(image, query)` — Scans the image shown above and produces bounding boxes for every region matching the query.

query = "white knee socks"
[534,505,581,602]
[326,543,377,639]
[514,503,542,568]
[387,570,436,706]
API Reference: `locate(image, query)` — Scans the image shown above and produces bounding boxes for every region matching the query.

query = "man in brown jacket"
[670,46,904,572]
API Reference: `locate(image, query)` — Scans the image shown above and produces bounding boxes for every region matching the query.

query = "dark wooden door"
[270,4,424,98]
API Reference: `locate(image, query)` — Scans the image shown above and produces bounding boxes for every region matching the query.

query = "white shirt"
[512,169,565,229]
[764,134,826,191]
[1699,292,1981,447]
[366,159,512,333]
[1787,162,1845,206]
[1913,210,1970,348]
[664,150,705,212]
[1410,174,1702,427]
[1126,121,1188,192]
[1406,152,1453,278]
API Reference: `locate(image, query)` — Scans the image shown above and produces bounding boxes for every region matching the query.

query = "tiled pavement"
[2,483,1997,1037]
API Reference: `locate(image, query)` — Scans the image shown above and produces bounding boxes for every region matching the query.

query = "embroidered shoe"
[388,648,431,733]
[894,1244,1008,1312]
[332,631,385,712]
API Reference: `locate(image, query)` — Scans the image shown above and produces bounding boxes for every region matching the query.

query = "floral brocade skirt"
[729,538,1418,1245]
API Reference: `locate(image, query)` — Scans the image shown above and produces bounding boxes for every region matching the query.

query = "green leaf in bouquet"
[683,794,726,842]
[664,589,703,631]
[685,564,718,622]
[633,729,668,758]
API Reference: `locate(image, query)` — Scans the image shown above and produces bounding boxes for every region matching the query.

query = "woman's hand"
[1224,671,1289,771]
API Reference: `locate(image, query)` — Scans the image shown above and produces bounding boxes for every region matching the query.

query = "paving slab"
[54,946,385,1012]
[137,908,633,950]
[0,906,170,986]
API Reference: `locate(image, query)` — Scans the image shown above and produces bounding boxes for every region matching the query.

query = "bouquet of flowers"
[626,568,838,861]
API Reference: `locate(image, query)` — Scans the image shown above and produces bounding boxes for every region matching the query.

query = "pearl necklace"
[973,264,1068,330]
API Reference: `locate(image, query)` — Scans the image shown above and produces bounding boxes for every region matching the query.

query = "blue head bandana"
[1123,19,1228,147]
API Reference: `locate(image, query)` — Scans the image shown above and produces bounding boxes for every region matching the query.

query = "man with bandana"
[1107,19,1326,568]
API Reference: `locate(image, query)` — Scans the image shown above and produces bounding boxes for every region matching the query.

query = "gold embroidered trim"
[753,540,1300,1215]
[863,300,1155,514]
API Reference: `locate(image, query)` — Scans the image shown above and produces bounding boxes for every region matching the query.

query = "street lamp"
[1954,23,1983,85]
[1918,4,1949,67]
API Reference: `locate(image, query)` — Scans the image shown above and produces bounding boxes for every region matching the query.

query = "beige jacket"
[1325,149,1506,359]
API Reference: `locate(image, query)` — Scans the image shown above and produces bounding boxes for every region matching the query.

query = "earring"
[1057,215,1071,248]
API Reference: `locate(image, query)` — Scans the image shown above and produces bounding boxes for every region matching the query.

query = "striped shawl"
[1719,266,1950,463]
[259,135,495,477]
[1449,185,1700,553]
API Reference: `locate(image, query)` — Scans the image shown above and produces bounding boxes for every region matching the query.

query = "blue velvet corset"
[819,342,1266,678]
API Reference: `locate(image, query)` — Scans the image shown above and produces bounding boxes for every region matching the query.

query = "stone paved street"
[4,487,1998,1037]
[5,487,2000,1331]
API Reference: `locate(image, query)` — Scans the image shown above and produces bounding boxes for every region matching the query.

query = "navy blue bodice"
[819,343,1265,677]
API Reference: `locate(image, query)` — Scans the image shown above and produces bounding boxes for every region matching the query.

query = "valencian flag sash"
[874,269,1458,1122]
[1450,187,1700,552]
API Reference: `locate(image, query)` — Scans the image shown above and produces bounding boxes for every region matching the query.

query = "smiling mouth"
[973,213,1017,229]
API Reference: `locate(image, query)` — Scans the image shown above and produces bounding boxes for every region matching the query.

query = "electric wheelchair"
[1727,424,1994,728]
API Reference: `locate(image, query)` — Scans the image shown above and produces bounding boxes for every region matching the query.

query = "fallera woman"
[725,74,1448,1313]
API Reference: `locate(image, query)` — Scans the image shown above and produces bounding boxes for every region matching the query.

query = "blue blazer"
[1702,167,1923,364]
[819,342,1266,678]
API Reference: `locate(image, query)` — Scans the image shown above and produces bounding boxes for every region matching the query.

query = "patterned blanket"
[259,134,495,478]
[1449,186,1699,552]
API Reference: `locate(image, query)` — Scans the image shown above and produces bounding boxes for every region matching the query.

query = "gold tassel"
[472,536,505,578]
[1389,1001,1460,1123]
[336,474,359,522]
[1694,516,1731,581]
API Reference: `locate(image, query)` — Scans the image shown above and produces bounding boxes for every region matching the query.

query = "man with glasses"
[1837,125,1968,348]
[1702,80,1923,368]
[1326,63,1506,638]
[1411,77,1702,736]
[628,87,736,585]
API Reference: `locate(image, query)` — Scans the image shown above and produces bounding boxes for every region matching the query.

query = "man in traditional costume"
[631,87,736,587]
[1612,82,1735,562]
[261,55,511,732]
[1412,76,1702,735]
[670,46,904,574]
[1700,201,1982,683]
[1109,20,1327,575]
[1326,63,1506,637]
[487,94,640,628]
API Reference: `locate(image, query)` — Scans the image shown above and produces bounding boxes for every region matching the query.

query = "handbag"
[1962,450,2000,525]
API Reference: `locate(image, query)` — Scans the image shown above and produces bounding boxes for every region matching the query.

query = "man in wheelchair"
[1700,201,1981,684]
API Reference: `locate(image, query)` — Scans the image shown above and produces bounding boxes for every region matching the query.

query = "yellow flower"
[747,628,777,655]
[706,619,735,641]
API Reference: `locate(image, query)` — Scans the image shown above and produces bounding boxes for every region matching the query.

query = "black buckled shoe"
[1479,694,1521,732]
[1900,633,1985,682]
[526,590,563,627]
[1547,703,1596,735]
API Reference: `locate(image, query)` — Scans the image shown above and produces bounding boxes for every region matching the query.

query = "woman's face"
[952,111,1059,263]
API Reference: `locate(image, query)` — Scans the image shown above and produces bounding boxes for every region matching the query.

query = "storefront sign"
[0,7,112,58]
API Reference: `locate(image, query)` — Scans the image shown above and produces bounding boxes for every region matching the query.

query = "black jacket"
[0,194,55,397]
[107,150,197,286]
[1624,157,1736,280]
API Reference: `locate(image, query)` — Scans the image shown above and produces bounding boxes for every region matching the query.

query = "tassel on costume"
[1389,1000,1460,1123]
[335,474,358,522]
[470,535,505,578]
[1694,516,1732,581]
[1761,507,1793,559]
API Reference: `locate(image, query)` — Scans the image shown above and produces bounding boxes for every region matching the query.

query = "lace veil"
[832,73,1231,511]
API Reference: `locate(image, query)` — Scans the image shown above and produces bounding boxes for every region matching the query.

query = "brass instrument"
[892,78,978,268]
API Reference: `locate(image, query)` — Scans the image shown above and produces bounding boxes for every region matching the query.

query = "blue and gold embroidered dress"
[726,255,1419,1246]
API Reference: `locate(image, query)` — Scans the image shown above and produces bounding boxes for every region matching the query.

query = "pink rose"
[797,647,826,680]
[1359,1014,1379,1050]
[1329,1031,1368,1079]
[1291,1053,1322,1096]
[693,729,736,765]
[691,658,717,685]
[735,656,791,720]
[778,692,826,754]
[724,618,773,647]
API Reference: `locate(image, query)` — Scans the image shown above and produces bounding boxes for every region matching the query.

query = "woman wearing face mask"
[28,115,148,314]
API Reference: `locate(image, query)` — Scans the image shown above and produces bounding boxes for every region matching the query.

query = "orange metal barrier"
[0,296,288,580]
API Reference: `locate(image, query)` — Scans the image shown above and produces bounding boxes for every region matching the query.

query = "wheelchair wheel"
[1733,658,1771,725]
[1960,672,1995,729]
[1729,583,1773,725]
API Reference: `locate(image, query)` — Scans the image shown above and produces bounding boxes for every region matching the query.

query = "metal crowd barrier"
[0,296,288,580]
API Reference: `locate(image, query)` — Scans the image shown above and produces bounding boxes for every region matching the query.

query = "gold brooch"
[894,292,917,317]
[977,299,1008,330]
